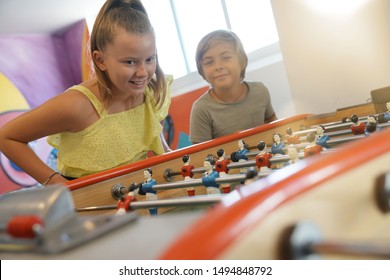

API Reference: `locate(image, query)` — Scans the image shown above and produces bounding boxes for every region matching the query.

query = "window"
[224,0,279,53]
[143,0,279,79]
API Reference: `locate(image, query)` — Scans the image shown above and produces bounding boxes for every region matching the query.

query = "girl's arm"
[160,131,172,153]
[0,90,94,185]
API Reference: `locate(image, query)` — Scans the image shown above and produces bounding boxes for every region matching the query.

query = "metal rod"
[76,194,223,212]
[191,167,206,174]
[153,173,251,191]
[311,241,390,258]
[287,220,390,259]
[76,205,118,211]
[322,122,354,131]
[131,194,223,209]
[153,178,203,190]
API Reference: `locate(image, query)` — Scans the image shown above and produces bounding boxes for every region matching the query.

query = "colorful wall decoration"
[167,86,208,150]
[0,20,90,194]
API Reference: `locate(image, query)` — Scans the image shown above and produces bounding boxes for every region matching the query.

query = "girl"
[0,0,172,186]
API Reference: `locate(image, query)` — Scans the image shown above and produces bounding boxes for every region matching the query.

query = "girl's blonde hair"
[195,29,248,81]
[91,0,166,108]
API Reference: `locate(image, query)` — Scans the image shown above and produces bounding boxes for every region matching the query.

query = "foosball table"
[1,102,390,259]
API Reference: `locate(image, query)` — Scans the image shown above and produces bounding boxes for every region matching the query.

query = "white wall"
[271,0,390,115]
[245,44,296,118]
[172,0,390,119]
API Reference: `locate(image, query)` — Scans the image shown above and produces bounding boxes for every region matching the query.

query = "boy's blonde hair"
[91,0,166,108]
[195,30,248,81]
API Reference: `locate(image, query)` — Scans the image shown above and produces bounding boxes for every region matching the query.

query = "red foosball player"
[255,141,272,169]
[116,192,137,215]
[215,148,230,174]
[215,148,231,193]
[285,127,300,144]
[350,114,366,135]
[304,132,323,157]
[181,154,196,196]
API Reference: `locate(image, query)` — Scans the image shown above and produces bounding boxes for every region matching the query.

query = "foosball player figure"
[116,184,138,216]
[271,133,285,169]
[215,148,230,174]
[384,102,390,122]
[139,168,158,215]
[255,141,272,171]
[230,139,249,174]
[285,127,300,144]
[365,115,378,135]
[378,101,390,123]
[315,125,330,149]
[271,133,285,155]
[350,114,366,135]
[215,148,231,193]
[181,154,196,196]
[287,145,299,165]
[202,156,221,195]
[304,132,323,157]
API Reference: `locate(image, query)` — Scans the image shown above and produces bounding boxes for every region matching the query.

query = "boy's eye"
[146,57,156,64]
[202,59,213,66]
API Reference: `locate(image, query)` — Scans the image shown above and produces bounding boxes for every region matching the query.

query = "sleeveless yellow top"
[47,78,172,178]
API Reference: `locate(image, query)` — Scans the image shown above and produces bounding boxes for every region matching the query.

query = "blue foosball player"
[139,168,158,215]
[201,157,220,195]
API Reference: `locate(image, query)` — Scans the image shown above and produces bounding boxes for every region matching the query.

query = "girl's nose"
[136,63,147,76]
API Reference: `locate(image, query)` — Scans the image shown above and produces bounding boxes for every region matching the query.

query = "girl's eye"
[125,60,136,65]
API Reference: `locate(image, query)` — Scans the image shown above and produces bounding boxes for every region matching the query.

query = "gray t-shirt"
[189,82,275,143]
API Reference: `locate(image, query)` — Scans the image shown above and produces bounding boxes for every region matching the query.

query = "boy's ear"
[93,51,106,71]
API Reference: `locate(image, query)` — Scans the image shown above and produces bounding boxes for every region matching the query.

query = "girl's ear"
[93,50,106,71]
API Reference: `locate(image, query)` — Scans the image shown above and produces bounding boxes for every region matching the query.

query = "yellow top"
[48,78,172,178]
